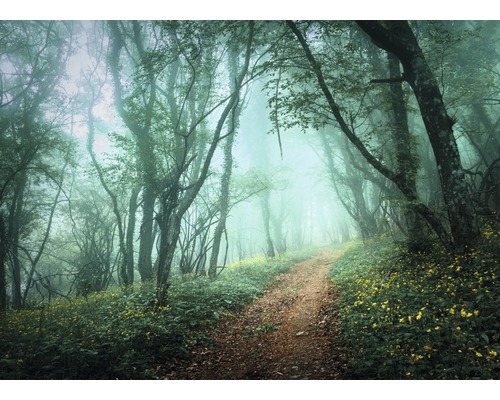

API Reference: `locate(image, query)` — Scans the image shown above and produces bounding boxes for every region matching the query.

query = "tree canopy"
[0,20,498,312]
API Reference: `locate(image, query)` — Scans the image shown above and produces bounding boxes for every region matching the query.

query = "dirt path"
[164,248,349,380]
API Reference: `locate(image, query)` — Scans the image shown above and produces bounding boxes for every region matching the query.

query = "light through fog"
[3,15,499,382]
[55,21,354,267]
[1,19,497,307]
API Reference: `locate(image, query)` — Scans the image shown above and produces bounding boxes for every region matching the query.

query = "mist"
[0,19,498,329]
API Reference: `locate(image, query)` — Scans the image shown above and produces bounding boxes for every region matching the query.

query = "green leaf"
[481,333,490,344]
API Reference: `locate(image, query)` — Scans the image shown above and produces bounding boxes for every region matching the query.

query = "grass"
[328,229,500,379]
[0,247,318,379]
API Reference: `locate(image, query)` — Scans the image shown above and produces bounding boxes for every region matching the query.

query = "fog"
[1,20,498,308]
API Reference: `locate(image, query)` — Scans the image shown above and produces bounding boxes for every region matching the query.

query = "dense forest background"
[1,19,498,310]
[0,18,499,381]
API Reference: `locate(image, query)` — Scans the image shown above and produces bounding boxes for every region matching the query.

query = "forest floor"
[163,248,350,379]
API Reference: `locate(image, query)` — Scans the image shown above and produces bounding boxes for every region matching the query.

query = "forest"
[0,20,499,380]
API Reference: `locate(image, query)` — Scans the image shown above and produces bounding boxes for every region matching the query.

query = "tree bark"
[208,46,240,278]
[126,186,141,284]
[0,213,7,314]
[8,169,26,309]
[386,52,427,251]
[356,20,479,252]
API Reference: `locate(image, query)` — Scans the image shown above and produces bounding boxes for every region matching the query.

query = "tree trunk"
[137,189,155,281]
[22,162,67,305]
[0,213,7,314]
[261,191,275,258]
[126,186,141,284]
[156,200,182,307]
[108,21,157,282]
[208,132,235,278]
[386,52,427,251]
[208,46,240,278]
[8,170,26,309]
[86,102,130,287]
[356,20,479,252]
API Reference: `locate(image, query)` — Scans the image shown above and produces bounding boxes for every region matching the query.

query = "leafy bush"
[0,247,318,379]
[329,231,500,379]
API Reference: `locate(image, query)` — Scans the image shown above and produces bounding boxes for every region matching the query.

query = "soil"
[163,247,350,380]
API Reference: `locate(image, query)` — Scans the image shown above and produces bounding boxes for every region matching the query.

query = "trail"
[164,248,349,380]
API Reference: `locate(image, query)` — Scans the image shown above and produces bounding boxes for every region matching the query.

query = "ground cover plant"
[329,230,500,379]
[0,248,318,379]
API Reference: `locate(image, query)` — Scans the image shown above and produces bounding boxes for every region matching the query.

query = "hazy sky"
[4,2,482,20]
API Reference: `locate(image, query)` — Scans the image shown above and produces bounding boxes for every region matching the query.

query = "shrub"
[0,247,318,379]
[329,232,500,379]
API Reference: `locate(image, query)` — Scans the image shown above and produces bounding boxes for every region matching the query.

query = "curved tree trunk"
[208,46,240,278]
[155,22,255,305]
[356,20,479,252]
[108,21,157,282]
[287,20,467,253]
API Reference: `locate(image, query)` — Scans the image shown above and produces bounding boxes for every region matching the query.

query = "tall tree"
[154,21,255,304]
[356,20,479,252]
[385,52,426,250]
[0,21,74,309]
[285,21,457,252]
[208,43,246,278]
[107,21,255,303]
[108,20,158,282]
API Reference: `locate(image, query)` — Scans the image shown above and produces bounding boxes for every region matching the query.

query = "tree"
[69,188,117,295]
[0,21,74,310]
[208,43,247,278]
[154,21,255,304]
[315,128,380,241]
[108,20,158,282]
[356,21,479,252]
[107,21,256,303]
[284,20,462,252]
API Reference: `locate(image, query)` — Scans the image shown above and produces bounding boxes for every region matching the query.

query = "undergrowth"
[0,247,318,379]
[329,230,500,379]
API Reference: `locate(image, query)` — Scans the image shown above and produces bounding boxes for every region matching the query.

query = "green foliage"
[0,247,317,379]
[329,230,500,379]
